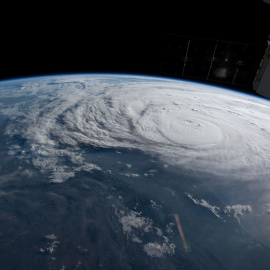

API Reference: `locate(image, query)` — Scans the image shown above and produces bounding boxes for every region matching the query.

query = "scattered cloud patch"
[119,211,153,234]
[224,204,253,222]
[143,241,176,258]
[49,171,75,183]
[45,234,57,240]
[119,173,140,177]
[166,222,175,234]
[44,234,59,254]
[20,169,34,177]
[265,204,270,214]
[186,193,221,219]
[144,169,158,177]
[150,200,162,209]
[118,209,175,257]
[186,193,253,223]
[155,227,163,237]
[78,163,101,172]
[132,236,143,243]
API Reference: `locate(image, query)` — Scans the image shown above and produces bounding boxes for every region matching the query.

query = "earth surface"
[0,74,270,269]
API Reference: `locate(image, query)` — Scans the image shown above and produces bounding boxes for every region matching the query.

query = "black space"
[1,1,270,88]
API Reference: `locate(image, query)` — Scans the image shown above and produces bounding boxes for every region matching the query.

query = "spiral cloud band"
[0,74,270,182]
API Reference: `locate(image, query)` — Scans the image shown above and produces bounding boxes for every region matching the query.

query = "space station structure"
[159,34,266,92]
[253,35,270,98]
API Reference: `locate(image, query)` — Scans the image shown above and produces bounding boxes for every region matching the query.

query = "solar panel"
[254,45,270,98]
[159,34,266,90]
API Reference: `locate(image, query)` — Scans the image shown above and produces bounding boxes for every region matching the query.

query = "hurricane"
[1,74,270,183]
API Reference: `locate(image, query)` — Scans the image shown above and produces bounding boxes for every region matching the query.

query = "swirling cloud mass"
[1,74,270,182]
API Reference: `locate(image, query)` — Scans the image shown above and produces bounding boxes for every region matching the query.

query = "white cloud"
[224,204,253,222]
[165,222,175,234]
[150,200,162,209]
[186,193,221,219]
[44,234,59,254]
[45,234,57,240]
[132,236,143,243]
[1,74,270,182]
[119,211,153,234]
[143,242,176,258]
[119,173,140,178]
[155,227,163,237]
[187,193,253,223]
[144,169,158,177]
[118,209,175,257]
[265,204,270,214]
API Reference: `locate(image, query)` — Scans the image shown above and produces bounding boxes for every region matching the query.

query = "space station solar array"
[159,34,266,89]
